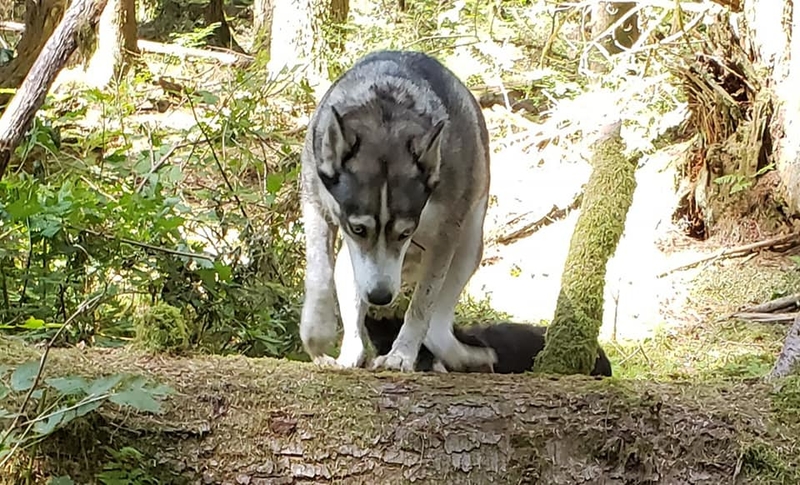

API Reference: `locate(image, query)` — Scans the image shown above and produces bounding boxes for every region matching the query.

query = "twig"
[740,292,800,314]
[186,93,250,222]
[731,312,798,324]
[657,233,800,278]
[0,294,104,450]
[135,140,197,194]
[79,228,214,261]
[491,192,584,246]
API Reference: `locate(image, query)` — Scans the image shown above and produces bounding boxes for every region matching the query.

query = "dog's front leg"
[333,244,368,368]
[299,197,340,367]
[370,240,455,372]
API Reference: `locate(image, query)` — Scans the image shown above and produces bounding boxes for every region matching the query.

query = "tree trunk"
[769,313,800,379]
[0,0,109,180]
[534,123,640,375]
[1,340,797,484]
[253,0,274,53]
[204,0,245,53]
[590,1,640,56]
[744,0,800,214]
[0,0,67,103]
[267,0,349,82]
[83,0,139,89]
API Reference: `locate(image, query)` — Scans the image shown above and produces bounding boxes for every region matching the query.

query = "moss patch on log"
[534,126,640,375]
[2,338,800,484]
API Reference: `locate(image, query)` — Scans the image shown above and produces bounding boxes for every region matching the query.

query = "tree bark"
[0,0,109,181]
[534,123,640,375]
[83,0,139,89]
[769,313,800,379]
[0,0,67,102]
[204,0,245,53]
[0,340,796,484]
[267,0,349,81]
[252,0,274,53]
[590,1,640,56]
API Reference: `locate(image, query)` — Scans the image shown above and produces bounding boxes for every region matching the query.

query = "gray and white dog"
[298,50,497,372]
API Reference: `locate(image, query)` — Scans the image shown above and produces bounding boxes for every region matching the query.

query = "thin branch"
[79,228,215,261]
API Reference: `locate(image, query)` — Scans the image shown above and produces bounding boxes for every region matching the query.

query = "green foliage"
[95,446,160,485]
[714,163,776,195]
[0,360,172,467]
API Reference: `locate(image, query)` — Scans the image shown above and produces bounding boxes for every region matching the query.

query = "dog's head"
[314,99,445,306]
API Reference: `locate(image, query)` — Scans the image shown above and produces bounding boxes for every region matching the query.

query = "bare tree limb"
[0,0,109,181]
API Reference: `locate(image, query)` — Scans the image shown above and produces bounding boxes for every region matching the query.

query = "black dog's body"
[364,316,613,376]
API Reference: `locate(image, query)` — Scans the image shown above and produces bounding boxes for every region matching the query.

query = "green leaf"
[45,376,89,396]
[197,90,220,105]
[266,173,284,194]
[0,382,8,400]
[109,388,163,414]
[74,399,102,418]
[32,410,65,435]
[48,476,75,485]
[10,360,40,392]
[87,374,125,396]
[21,317,46,330]
[214,261,232,282]
[4,196,41,220]
[0,407,17,420]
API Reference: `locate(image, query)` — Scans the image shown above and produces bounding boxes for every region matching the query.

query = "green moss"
[535,130,640,375]
[133,303,190,354]
[770,376,800,427]
[740,441,800,484]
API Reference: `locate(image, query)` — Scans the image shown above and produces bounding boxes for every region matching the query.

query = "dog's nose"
[367,287,393,306]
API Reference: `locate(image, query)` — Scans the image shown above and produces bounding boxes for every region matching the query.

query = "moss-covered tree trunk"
[1,341,798,484]
[534,123,640,375]
[252,0,274,52]
[0,0,67,104]
[83,0,139,89]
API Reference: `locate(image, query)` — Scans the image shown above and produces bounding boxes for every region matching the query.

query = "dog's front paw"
[335,340,366,369]
[371,350,417,372]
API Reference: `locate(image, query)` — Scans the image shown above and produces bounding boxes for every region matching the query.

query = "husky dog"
[365,315,614,377]
[299,50,497,372]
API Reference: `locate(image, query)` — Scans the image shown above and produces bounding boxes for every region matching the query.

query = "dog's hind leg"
[333,244,368,368]
[423,195,498,372]
[299,196,340,367]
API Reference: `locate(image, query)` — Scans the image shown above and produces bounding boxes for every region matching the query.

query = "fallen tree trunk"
[0,0,109,181]
[0,340,798,484]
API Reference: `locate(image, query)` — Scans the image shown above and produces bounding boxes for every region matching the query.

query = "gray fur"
[299,50,496,372]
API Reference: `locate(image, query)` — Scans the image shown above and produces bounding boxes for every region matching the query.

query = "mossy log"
[1,340,799,484]
[535,123,640,375]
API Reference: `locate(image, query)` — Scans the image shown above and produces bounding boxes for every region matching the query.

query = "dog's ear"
[319,106,355,180]
[414,119,446,191]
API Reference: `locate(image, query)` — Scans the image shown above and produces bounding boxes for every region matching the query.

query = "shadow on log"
[1,339,799,483]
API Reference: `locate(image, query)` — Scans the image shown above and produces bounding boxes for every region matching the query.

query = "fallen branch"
[731,312,798,324]
[769,314,800,380]
[0,341,796,483]
[0,21,25,33]
[491,192,584,246]
[0,0,109,181]
[657,232,800,278]
[137,39,254,67]
[740,292,800,314]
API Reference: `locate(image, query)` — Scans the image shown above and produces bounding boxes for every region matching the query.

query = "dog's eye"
[350,224,367,237]
[398,228,414,241]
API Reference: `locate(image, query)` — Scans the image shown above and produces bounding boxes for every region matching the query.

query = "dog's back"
[365,316,613,376]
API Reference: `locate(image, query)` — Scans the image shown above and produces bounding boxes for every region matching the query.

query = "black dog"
[364,315,613,376]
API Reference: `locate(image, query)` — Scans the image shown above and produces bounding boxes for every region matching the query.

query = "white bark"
[769,314,800,379]
[267,0,316,77]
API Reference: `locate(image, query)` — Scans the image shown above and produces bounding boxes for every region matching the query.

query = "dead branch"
[490,192,584,246]
[0,0,109,181]
[0,21,24,32]
[740,292,800,314]
[137,39,253,67]
[731,312,798,324]
[657,233,800,278]
[769,314,800,380]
